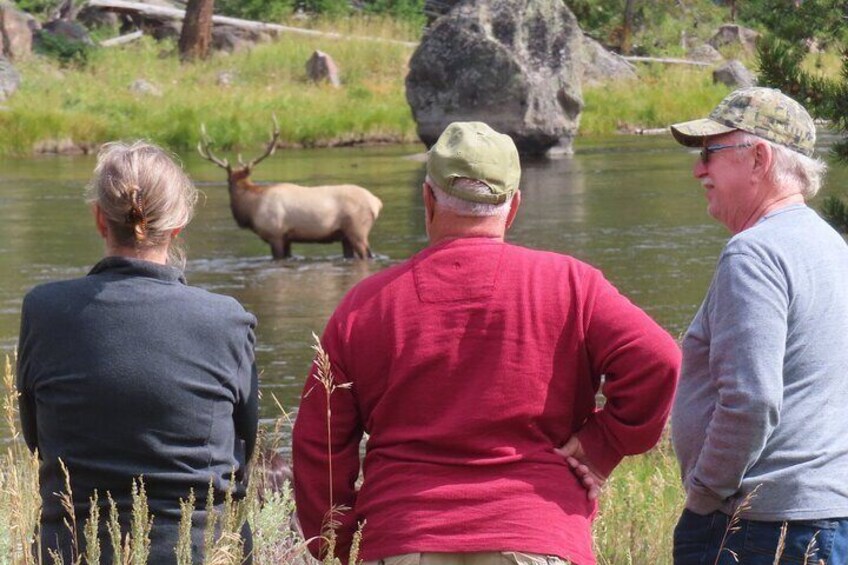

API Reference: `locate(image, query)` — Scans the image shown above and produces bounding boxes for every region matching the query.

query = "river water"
[1,135,845,440]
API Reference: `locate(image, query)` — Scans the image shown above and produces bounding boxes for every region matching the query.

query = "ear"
[751,141,773,182]
[422,182,436,221]
[93,204,108,239]
[505,191,521,231]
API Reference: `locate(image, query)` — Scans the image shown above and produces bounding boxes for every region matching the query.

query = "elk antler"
[197,124,231,171]
[238,115,281,172]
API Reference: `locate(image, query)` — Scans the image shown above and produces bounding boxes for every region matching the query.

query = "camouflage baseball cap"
[670,87,815,157]
[427,121,521,205]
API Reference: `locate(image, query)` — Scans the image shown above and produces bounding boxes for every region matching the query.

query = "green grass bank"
[0,15,751,158]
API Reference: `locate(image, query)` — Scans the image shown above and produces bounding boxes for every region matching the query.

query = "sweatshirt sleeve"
[233,315,259,466]
[16,294,39,455]
[292,314,364,563]
[684,252,786,514]
[575,268,681,477]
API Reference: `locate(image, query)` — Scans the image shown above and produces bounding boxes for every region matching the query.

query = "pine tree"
[757,36,848,233]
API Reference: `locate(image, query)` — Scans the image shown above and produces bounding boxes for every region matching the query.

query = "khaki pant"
[364,552,572,565]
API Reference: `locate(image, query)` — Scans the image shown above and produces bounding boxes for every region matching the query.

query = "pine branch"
[756,36,838,119]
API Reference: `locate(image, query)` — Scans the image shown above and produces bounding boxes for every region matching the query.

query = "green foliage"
[736,0,848,46]
[11,0,59,17]
[299,0,352,16]
[757,36,848,160]
[216,0,295,22]
[0,24,417,155]
[361,0,425,24]
[566,0,727,56]
[822,195,848,234]
[581,65,731,135]
[757,36,848,234]
[568,0,622,38]
[34,32,96,65]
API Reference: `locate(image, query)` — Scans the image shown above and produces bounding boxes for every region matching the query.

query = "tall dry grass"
[0,353,314,564]
[4,345,820,565]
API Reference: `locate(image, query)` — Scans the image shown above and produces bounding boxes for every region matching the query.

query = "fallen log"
[100,30,143,47]
[623,55,713,67]
[85,0,418,47]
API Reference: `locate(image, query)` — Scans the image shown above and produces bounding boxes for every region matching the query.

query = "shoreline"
[29,132,421,156]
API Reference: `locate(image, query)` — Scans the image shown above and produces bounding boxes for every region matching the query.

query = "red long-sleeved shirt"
[292,238,680,565]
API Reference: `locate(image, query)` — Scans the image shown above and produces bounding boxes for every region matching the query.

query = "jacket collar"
[88,256,186,284]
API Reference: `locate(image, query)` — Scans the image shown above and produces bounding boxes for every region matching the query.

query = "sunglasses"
[699,143,752,164]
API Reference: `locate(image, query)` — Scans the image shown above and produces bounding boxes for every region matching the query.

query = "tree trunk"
[178,0,214,62]
[621,0,637,55]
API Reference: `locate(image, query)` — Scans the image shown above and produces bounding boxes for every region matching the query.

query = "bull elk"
[198,119,382,260]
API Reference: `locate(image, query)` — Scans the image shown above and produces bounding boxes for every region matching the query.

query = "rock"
[41,19,95,45]
[713,59,756,88]
[129,79,162,97]
[306,50,341,88]
[709,24,759,55]
[212,26,255,53]
[148,20,181,41]
[687,43,724,64]
[0,1,34,60]
[580,34,637,86]
[217,70,235,86]
[77,5,121,30]
[0,56,20,101]
[406,0,584,156]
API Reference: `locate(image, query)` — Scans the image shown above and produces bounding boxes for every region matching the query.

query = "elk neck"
[227,172,265,229]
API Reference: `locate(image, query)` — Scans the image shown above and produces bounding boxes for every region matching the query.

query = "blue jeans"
[673,508,848,564]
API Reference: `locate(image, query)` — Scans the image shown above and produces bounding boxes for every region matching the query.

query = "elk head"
[198,116,282,190]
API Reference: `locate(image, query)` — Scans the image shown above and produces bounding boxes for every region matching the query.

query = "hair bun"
[125,187,147,240]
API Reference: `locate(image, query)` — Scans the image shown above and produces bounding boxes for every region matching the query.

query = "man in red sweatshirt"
[292,121,681,565]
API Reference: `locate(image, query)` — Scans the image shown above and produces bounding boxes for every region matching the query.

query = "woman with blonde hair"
[17,141,258,563]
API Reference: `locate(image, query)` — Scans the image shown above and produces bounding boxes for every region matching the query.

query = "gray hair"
[425,175,513,218]
[737,132,827,199]
[86,141,199,268]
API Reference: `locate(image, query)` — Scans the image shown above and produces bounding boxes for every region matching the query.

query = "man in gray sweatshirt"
[668,87,848,564]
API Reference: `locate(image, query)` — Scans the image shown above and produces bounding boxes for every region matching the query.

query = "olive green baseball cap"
[427,121,521,205]
[670,87,816,157]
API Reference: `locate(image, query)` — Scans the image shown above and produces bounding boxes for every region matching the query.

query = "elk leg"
[350,238,370,260]
[341,237,354,259]
[270,237,289,260]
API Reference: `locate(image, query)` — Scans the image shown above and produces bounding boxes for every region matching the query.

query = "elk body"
[199,122,382,260]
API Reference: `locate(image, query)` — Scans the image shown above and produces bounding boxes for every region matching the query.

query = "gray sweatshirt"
[672,204,848,520]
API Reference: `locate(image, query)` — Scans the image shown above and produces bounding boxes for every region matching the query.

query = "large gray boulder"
[406,0,584,156]
[0,56,20,101]
[0,2,34,60]
[580,35,637,86]
[713,59,756,88]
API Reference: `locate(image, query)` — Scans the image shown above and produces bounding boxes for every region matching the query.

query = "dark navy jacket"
[17,256,258,563]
